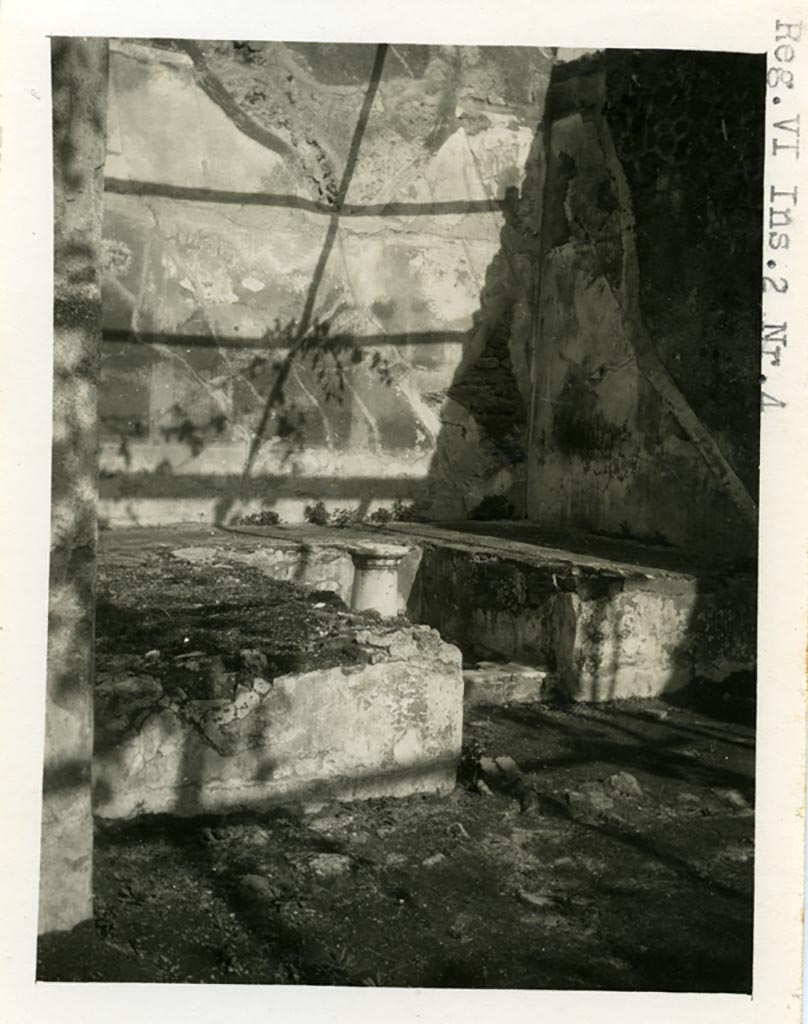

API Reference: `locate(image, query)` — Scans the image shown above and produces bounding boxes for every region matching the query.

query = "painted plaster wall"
[526,53,763,562]
[99,44,762,564]
[99,41,552,526]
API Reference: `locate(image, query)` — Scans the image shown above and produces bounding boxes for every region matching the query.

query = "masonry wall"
[526,52,764,562]
[99,40,552,526]
[40,38,108,935]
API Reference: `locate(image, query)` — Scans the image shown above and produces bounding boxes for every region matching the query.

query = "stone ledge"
[412,541,756,702]
[463,661,554,707]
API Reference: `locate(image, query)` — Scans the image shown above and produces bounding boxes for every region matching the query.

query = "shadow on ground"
[38,525,754,990]
[39,696,754,990]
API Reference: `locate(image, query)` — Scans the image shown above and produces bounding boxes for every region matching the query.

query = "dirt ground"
[38,530,755,991]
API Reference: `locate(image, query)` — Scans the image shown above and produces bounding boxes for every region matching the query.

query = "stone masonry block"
[93,625,464,819]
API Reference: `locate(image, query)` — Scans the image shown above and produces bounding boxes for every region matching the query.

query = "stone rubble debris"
[606,771,645,800]
[565,772,647,821]
[640,706,669,721]
[239,648,269,673]
[462,661,552,707]
[448,911,475,940]
[309,853,354,879]
[566,785,614,817]
[476,752,540,813]
[711,788,753,813]
[238,874,280,901]
[173,649,206,661]
[517,891,556,910]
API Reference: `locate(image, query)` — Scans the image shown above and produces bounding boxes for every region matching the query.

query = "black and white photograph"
[1,2,806,1021]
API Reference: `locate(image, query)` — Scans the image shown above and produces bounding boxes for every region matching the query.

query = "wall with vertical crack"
[99,40,553,525]
[526,51,763,561]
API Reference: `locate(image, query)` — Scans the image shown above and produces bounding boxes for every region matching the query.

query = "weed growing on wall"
[233,509,282,526]
[303,501,330,526]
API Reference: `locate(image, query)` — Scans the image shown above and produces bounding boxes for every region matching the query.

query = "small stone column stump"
[349,542,409,617]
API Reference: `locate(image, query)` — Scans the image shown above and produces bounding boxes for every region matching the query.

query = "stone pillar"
[349,543,408,617]
[39,38,108,935]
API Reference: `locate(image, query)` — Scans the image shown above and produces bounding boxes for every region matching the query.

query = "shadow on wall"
[418,180,539,519]
[96,43,763,573]
[96,39,553,527]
